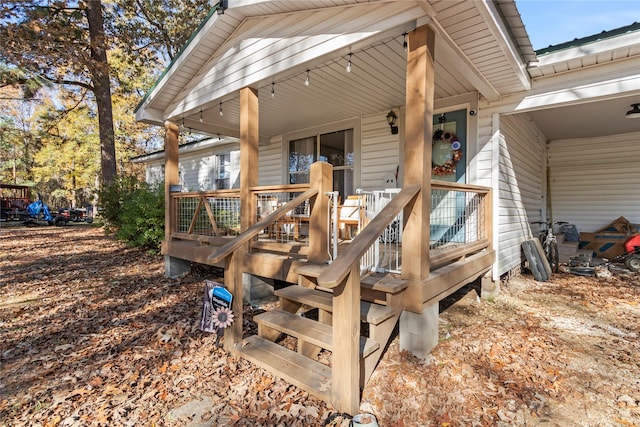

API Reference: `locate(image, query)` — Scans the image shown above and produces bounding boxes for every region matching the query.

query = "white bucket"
[351,413,378,427]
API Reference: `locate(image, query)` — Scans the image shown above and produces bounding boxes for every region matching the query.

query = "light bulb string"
[183,32,407,124]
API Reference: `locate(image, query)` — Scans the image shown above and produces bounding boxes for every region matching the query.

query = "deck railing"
[252,184,311,244]
[169,185,313,245]
[428,181,493,269]
[347,181,492,274]
[170,189,241,242]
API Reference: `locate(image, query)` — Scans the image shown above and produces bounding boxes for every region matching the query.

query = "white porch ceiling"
[136,0,535,141]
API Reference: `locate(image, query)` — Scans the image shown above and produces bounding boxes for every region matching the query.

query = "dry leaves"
[1,226,639,426]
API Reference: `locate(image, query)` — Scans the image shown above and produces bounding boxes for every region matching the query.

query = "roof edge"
[536,21,640,56]
[134,3,222,115]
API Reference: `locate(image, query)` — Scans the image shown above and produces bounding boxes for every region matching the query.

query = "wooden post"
[240,87,259,231]
[331,263,360,415]
[224,87,259,350]
[402,25,436,312]
[164,121,180,242]
[223,250,243,351]
[308,161,332,264]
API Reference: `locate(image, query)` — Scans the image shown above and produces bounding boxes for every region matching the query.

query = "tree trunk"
[86,0,117,186]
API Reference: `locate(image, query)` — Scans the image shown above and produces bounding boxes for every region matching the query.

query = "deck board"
[234,335,332,402]
[275,286,394,325]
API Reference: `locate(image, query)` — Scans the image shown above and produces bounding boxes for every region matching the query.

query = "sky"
[515,0,640,50]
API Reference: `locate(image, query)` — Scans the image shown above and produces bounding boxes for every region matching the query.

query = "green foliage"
[98,176,164,250]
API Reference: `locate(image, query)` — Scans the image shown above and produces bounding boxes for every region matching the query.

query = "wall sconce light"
[386,110,398,134]
[217,0,227,15]
[625,103,640,119]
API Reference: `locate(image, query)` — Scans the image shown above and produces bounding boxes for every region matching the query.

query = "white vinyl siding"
[142,143,241,192]
[548,131,640,233]
[178,151,217,192]
[259,138,283,186]
[145,162,164,188]
[475,111,494,187]
[360,112,400,190]
[497,113,546,274]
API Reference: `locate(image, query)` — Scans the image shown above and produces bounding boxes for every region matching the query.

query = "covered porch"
[134,0,532,414]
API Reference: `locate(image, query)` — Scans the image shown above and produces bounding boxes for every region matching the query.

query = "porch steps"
[235,270,407,404]
[253,309,380,358]
[275,285,395,325]
[233,335,332,402]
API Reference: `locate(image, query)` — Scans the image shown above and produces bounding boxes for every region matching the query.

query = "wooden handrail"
[207,188,319,264]
[170,188,241,198]
[431,180,491,193]
[249,183,310,193]
[317,184,421,289]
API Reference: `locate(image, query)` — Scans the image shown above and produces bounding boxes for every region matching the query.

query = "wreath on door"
[432,129,462,176]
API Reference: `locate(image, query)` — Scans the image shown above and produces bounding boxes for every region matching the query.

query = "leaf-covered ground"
[1,226,639,426]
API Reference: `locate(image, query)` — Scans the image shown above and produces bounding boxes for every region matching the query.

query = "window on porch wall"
[288,129,354,201]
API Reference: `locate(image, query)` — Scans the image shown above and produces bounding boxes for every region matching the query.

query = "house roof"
[131,136,239,164]
[535,22,640,56]
[135,0,535,141]
[512,22,640,140]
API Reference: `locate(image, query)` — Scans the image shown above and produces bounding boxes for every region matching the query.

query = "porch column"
[163,121,190,277]
[224,87,259,350]
[400,25,437,359]
[240,87,259,231]
[308,161,332,264]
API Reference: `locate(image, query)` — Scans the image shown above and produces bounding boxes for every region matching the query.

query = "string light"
[182,32,409,124]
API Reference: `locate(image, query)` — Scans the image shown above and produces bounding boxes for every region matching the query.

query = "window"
[215,153,231,189]
[289,129,354,200]
[214,151,241,189]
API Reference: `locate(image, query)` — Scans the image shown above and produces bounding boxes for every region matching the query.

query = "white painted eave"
[476,0,531,91]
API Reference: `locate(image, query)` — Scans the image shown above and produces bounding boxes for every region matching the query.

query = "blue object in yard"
[26,198,54,222]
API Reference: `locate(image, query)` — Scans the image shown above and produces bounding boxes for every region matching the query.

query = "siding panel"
[259,140,284,186]
[498,114,546,275]
[548,131,640,232]
[360,112,400,190]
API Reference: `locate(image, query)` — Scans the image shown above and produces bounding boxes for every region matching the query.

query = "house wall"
[478,109,547,276]
[548,131,640,233]
[145,161,164,187]
[360,112,401,190]
[144,144,241,191]
[258,137,283,186]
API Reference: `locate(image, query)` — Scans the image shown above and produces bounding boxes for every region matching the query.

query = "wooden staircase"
[233,263,408,405]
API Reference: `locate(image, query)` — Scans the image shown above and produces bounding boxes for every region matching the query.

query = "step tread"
[254,310,380,358]
[275,285,395,325]
[360,273,408,294]
[295,263,326,278]
[234,335,331,402]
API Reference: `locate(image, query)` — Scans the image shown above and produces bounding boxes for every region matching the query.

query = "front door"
[431,109,466,183]
[430,109,468,244]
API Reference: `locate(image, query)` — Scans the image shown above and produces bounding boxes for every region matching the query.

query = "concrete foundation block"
[480,276,500,300]
[242,273,277,305]
[399,303,438,361]
[164,256,191,278]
